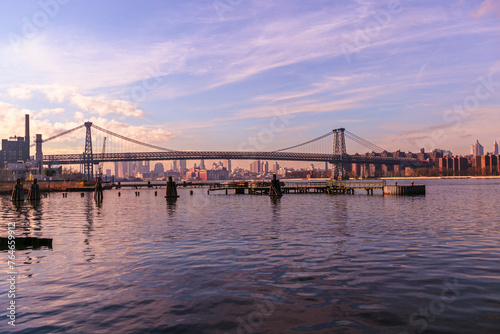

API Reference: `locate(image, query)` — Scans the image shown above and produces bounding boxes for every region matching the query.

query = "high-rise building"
[471,140,484,156]
[154,162,164,175]
[200,159,206,170]
[250,160,261,173]
[272,162,279,173]
[494,140,499,155]
[263,161,269,173]
[172,160,178,172]
[223,160,231,172]
[179,160,187,173]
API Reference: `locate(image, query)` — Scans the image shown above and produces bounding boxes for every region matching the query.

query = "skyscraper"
[494,140,499,155]
[179,160,187,173]
[471,140,484,156]
[250,160,261,173]
[263,161,269,173]
[223,159,231,172]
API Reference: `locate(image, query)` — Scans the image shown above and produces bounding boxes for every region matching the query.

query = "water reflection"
[166,198,177,218]
[83,195,95,262]
[30,199,44,236]
[269,196,282,237]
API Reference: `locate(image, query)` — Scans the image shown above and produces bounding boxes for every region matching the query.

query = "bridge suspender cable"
[91,124,175,152]
[344,130,387,153]
[273,131,333,152]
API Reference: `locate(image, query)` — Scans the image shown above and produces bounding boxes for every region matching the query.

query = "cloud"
[0,101,174,155]
[472,0,500,18]
[70,94,144,118]
[36,108,65,118]
[5,84,144,118]
[7,86,33,100]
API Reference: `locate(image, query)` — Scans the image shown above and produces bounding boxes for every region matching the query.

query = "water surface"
[1,179,500,333]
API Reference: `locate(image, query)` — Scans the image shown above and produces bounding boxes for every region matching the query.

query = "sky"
[0,0,499,165]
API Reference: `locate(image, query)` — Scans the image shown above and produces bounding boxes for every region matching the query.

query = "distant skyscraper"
[272,162,279,173]
[172,160,178,172]
[179,160,187,172]
[494,140,499,155]
[263,161,269,173]
[223,159,231,172]
[154,162,164,175]
[200,159,206,170]
[250,160,261,173]
[471,140,484,156]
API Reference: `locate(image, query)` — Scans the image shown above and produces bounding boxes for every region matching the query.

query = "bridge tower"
[332,128,347,180]
[83,122,93,181]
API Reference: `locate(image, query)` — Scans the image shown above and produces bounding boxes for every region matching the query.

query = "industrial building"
[0,114,30,168]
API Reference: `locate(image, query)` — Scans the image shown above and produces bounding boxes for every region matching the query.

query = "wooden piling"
[11,179,24,202]
[269,174,283,197]
[27,179,41,201]
[166,176,179,198]
[94,178,103,202]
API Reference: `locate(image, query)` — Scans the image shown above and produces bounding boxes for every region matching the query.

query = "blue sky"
[0,0,499,161]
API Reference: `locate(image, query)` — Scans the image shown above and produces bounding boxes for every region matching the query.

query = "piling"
[165,176,179,198]
[27,179,41,201]
[269,174,283,197]
[11,179,24,202]
[94,178,103,202]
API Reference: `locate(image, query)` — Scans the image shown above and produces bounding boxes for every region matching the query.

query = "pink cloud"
[472,0,500,18]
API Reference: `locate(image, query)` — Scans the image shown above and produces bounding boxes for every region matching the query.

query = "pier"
[207,180,390,195]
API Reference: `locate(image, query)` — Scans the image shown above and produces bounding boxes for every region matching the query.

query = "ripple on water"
[1,180,500,333]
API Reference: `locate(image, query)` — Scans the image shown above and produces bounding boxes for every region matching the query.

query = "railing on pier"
[327,180,386,190]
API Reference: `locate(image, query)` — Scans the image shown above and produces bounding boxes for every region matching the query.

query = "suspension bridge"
[33,122,429,181]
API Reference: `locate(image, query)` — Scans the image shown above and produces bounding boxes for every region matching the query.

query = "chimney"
[25,114,30,156]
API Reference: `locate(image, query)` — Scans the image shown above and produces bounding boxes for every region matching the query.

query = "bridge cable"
[29,124,86,147]
[345,130,386,153]
[273,131,333,152]
[91,124,176,152]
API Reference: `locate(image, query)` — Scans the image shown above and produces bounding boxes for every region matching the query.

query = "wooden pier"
[208,180,388,195]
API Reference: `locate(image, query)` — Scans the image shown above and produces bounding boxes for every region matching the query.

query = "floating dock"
[383,182,425,196]
[0,237,53,250]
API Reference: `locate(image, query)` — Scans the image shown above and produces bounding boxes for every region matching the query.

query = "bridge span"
[43,151,426,166]
[35,122,430,180]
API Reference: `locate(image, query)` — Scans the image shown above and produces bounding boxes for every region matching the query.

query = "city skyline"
[0,0,499,158]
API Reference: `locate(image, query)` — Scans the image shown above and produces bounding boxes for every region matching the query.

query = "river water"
[1,179,500,333]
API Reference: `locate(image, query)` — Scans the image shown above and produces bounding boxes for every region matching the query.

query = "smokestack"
[25,114,30,156]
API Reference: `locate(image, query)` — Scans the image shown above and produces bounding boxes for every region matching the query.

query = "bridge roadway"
[43,151,429,167]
